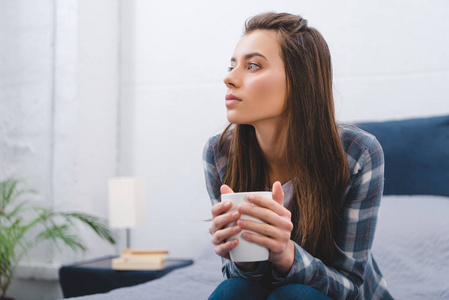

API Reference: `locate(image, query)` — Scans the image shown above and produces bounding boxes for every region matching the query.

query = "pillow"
[357,115,449,197]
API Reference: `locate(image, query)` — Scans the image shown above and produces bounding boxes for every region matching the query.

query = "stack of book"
[112,249,169,270]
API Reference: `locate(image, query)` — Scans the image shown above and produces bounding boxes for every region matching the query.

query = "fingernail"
[232,212,239,218]
[247,194,255,200]
[242,232,249,239]
[233,226,240,232]
[232,239,238,245]
[224,201,231,208]
[237,220,245,226]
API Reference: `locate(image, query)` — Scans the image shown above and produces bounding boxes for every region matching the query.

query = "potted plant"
[0,178,116,300]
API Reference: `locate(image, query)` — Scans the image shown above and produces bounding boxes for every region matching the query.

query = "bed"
[65,114,449,300]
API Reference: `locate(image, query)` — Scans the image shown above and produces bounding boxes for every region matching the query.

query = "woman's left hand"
[236,181,295,275]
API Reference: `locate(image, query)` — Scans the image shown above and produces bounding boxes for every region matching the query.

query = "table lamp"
[108,177,146,249]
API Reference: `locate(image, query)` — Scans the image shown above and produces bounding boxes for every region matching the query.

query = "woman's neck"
[253,121,291,185]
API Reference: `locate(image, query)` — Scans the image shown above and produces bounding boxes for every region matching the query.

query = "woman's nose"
[223,69,240,88]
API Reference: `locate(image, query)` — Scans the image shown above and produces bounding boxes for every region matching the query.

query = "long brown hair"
[218,12,350,264]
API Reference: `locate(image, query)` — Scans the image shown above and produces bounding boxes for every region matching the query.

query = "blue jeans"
[208,278,332,300]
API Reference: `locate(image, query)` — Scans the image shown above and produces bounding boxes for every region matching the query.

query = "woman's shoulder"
[203,132,230,171]
[338,123,380,150]
[204,127,234,156]
[203,133,221,161]
[338,123,384,173]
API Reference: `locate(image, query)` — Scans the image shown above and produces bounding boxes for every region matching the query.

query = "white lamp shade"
[108,177,146,228]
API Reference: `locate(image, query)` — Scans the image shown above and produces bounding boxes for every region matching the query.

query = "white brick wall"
[1,1,119,299]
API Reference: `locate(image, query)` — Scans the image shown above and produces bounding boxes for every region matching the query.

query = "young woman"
[203,12,393,300]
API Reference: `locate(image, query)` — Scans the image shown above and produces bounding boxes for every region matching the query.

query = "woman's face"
[223,29,287,127]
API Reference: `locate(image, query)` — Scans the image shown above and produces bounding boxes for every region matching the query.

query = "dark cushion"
[357,115,449,197]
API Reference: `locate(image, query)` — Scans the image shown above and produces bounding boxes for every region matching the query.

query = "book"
[121,249,168,262]
[111,257,165,270]
[111,249,169,270]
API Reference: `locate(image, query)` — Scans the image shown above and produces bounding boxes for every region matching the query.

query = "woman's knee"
[208,278,270,300]
[268,284,331,300]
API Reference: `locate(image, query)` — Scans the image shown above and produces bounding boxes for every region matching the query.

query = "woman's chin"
[226,113,241,124]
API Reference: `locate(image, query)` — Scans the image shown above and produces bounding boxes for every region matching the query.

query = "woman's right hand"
[209,185,258,272]
[209,185,241,260]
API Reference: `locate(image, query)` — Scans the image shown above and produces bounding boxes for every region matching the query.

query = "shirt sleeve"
[222,259,272,283]
[203,136,221,206]
[202,136,273,283]
[271,136,385,300]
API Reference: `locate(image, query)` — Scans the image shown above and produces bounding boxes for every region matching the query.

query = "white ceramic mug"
[221,191,272,262]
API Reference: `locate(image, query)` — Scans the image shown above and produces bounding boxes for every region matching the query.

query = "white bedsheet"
[372,195,449,299]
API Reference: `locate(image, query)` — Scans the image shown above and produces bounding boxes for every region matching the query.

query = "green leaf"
[4,201,29,221]
[35,224,87,252]
[58,212,116,245]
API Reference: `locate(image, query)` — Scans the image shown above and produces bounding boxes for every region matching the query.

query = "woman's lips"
[225,94,242,107]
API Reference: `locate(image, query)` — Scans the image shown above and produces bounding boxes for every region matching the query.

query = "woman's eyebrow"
[230,52,268,62]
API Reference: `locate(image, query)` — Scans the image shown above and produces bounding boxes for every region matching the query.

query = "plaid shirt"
[203,125,393,300]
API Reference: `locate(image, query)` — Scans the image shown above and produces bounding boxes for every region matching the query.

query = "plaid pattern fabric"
[203,125,393,300]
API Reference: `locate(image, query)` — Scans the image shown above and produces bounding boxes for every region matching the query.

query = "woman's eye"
[227,66,234,72]
[248,63,260,71]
